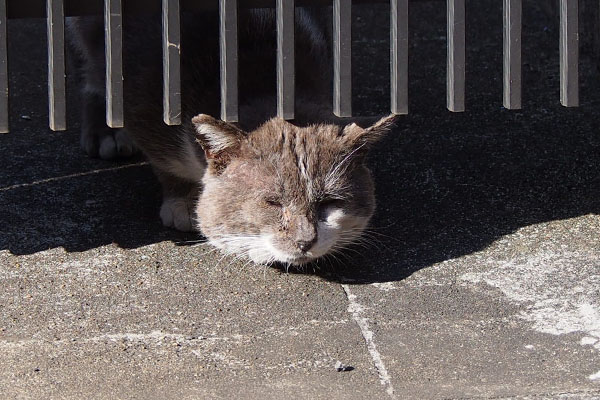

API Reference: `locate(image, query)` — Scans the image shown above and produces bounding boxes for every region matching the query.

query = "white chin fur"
[208,233,306,265]
[208,234,276,265]
[208,208,368,266]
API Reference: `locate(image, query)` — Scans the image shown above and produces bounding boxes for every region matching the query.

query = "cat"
[67,8,396,266]
[193,113,395,265]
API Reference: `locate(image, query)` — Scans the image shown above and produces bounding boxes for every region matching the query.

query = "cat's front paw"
[81,128,138,160]
[160,197,196,232]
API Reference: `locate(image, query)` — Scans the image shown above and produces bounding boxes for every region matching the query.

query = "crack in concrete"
[342,283,396,399]
[0,162,149,192]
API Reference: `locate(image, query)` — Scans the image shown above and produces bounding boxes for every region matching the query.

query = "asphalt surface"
[1,2,600,399]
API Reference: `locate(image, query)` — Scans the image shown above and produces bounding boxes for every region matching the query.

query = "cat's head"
[192,113,396,266]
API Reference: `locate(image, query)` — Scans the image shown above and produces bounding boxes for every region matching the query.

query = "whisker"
[239,258,255,273]
[201,246,223,257]
[214,252,231,270]
[175,239,207,245]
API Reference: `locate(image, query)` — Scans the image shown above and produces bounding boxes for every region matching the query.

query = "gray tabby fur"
[67,9,396,266]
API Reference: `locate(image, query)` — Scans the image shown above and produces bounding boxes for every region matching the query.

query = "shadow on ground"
[1,2,598,283]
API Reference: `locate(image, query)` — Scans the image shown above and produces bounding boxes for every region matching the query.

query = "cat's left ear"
[341,114,398,150]
[192,114,247,172]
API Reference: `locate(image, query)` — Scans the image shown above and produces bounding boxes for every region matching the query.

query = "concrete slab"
[344,216,600,399]
[0,244,386,400]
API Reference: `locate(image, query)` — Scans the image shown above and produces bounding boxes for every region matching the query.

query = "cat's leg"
[155,169,200,232]
[80,88,137,159]
[69,16,137,160]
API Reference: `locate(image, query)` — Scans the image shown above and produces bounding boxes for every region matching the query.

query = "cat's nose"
[293,215,317,253]
[296,238,317,253]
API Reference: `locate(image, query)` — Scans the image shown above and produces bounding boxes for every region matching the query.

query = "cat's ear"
[192,114,246,171]
[341,114,398,150]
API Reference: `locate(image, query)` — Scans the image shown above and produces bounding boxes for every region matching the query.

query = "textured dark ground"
[1,1,599,399]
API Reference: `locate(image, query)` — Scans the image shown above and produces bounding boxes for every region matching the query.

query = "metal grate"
[560,0,579,107]
[162,0,181,125]
[0,0,581,132]
[503,0,521,110]
[0,0,9,133]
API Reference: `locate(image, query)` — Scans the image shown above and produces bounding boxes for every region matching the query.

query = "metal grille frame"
[0,0,581,132]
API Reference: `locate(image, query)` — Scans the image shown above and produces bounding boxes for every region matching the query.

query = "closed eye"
[264,198,282,208]
[320,199,342,208]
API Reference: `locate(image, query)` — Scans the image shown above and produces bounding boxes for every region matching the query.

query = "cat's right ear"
[192,114,246,172]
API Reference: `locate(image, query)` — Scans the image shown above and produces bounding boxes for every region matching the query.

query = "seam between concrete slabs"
[342,283,397,399]
[0,161,149,192]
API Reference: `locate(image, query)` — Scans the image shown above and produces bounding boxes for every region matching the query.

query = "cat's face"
[192,114,395,266]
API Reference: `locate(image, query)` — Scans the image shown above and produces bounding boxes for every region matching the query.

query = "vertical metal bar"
[47,0,66,131]
[333,0,351,117]
[391,0,408,115]
[220,0,238,122]
[0,0,8,133]
[162,0,181,125]
[447,0,465,112]
[104,0,124,127]
[503,0,521,109]
[277,0,294,120]
[560,0,579,107]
